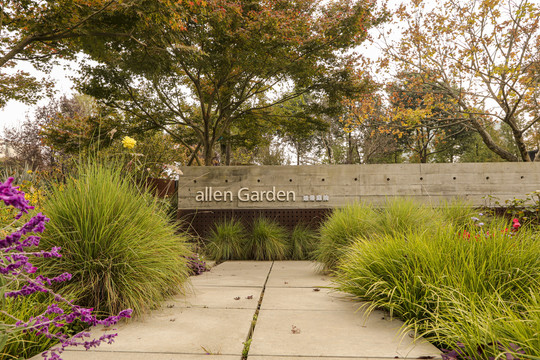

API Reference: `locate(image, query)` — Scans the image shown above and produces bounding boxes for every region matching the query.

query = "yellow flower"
[122,136,137,149]
[27,170,33,174]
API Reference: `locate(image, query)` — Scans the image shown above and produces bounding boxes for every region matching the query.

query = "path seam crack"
[241,261,274,360]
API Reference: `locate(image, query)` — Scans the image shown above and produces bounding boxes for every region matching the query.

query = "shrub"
[314,202,377,271]
[206,218,248,261]
[373,197,442,237]
[1,176,131,360]
[335,217,540,358]
[246,217,288,260]
[289,223,318,260]
[38,163,191,317]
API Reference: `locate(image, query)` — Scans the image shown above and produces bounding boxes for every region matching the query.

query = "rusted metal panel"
[146,178,177,198]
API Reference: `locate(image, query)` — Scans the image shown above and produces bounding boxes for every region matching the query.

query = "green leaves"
[77,0,384,164]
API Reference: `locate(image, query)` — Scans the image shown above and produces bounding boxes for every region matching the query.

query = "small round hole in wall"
[386,178,390,181]
[225,179,228,183]
[521,176,525,179]
[257,179,261,183]
[486,176,490,180]
[354,178,358,181]
[289,179,293,182]
[453,177,456,180]
[420,177,423,181]
[193,180,197,183]
[322,178,325,182]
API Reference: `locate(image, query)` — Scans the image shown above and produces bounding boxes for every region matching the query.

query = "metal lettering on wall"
[195,186,330,203]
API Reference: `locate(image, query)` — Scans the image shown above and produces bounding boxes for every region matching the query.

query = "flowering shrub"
[0,177,132,359]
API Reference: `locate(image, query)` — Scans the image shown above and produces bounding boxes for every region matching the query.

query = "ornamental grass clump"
[314,202,376,271]
[246,217,288,260]
[206,218,247,262]
[373,197,442,237]
[335,217,540,358]
[437,198,478,228]
[38,163,191,317]
[0,177,131,360]
[289,223,318,260]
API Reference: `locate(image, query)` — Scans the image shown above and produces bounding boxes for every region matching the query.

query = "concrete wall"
[178,163,540,210]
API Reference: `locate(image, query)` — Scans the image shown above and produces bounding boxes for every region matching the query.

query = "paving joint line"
[241,261,274,360]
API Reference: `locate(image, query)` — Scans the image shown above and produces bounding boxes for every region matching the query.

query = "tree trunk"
[511,128,531,161]
[347,133,353,164]
[452,96,519,162]
[203,140,214,166]
[225,142,231,165]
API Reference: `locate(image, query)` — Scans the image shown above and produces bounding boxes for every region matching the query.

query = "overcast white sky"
[0,60,79,134]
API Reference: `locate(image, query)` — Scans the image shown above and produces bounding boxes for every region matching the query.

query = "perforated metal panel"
[178,208,332,238]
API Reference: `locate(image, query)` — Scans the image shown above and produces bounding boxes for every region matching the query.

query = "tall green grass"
[290,223,318,260]
[425,285,540,359]
[436,198,478,228]
[0,293,65,359]
[38,163,192,317]
[314,203,377,271]
[206,218,247,261]
[373,197,442,237]
[334,217,540,358]
[246,217,288,260]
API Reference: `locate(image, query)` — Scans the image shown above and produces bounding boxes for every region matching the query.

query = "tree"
[79,0,385,165]
[337,86,401,164]
[38,95,188,177]
[381,0,540,161]
[2,118,49,169]
[38,94,121,156]
[0,0,193,107]
[385,72,474,163]
[272,95,328,165]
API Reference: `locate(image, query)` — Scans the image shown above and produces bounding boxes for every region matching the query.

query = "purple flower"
[1,176,132,360]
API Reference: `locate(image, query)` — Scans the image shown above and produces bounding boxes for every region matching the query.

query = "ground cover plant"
[0,177,131,360]
[206,218,248,262]
[246,217,288,261]
[314,202,377,271]
[333,213,540,359]
[37,162,192,317]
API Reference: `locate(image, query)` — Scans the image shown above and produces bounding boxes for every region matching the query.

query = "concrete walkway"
[47,261,442,360]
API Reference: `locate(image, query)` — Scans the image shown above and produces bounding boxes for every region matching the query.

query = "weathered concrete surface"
[261,287,358,311]
[265,260,331,288]
[57,352,239,360]
[248,358,420,360]
[178,163,540,209]
[251,261,441,359]
[249,308,439,358]
[65,307,252,355]
[32,261,442,360]
[190,260,271,287]
[169,286,261,309]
